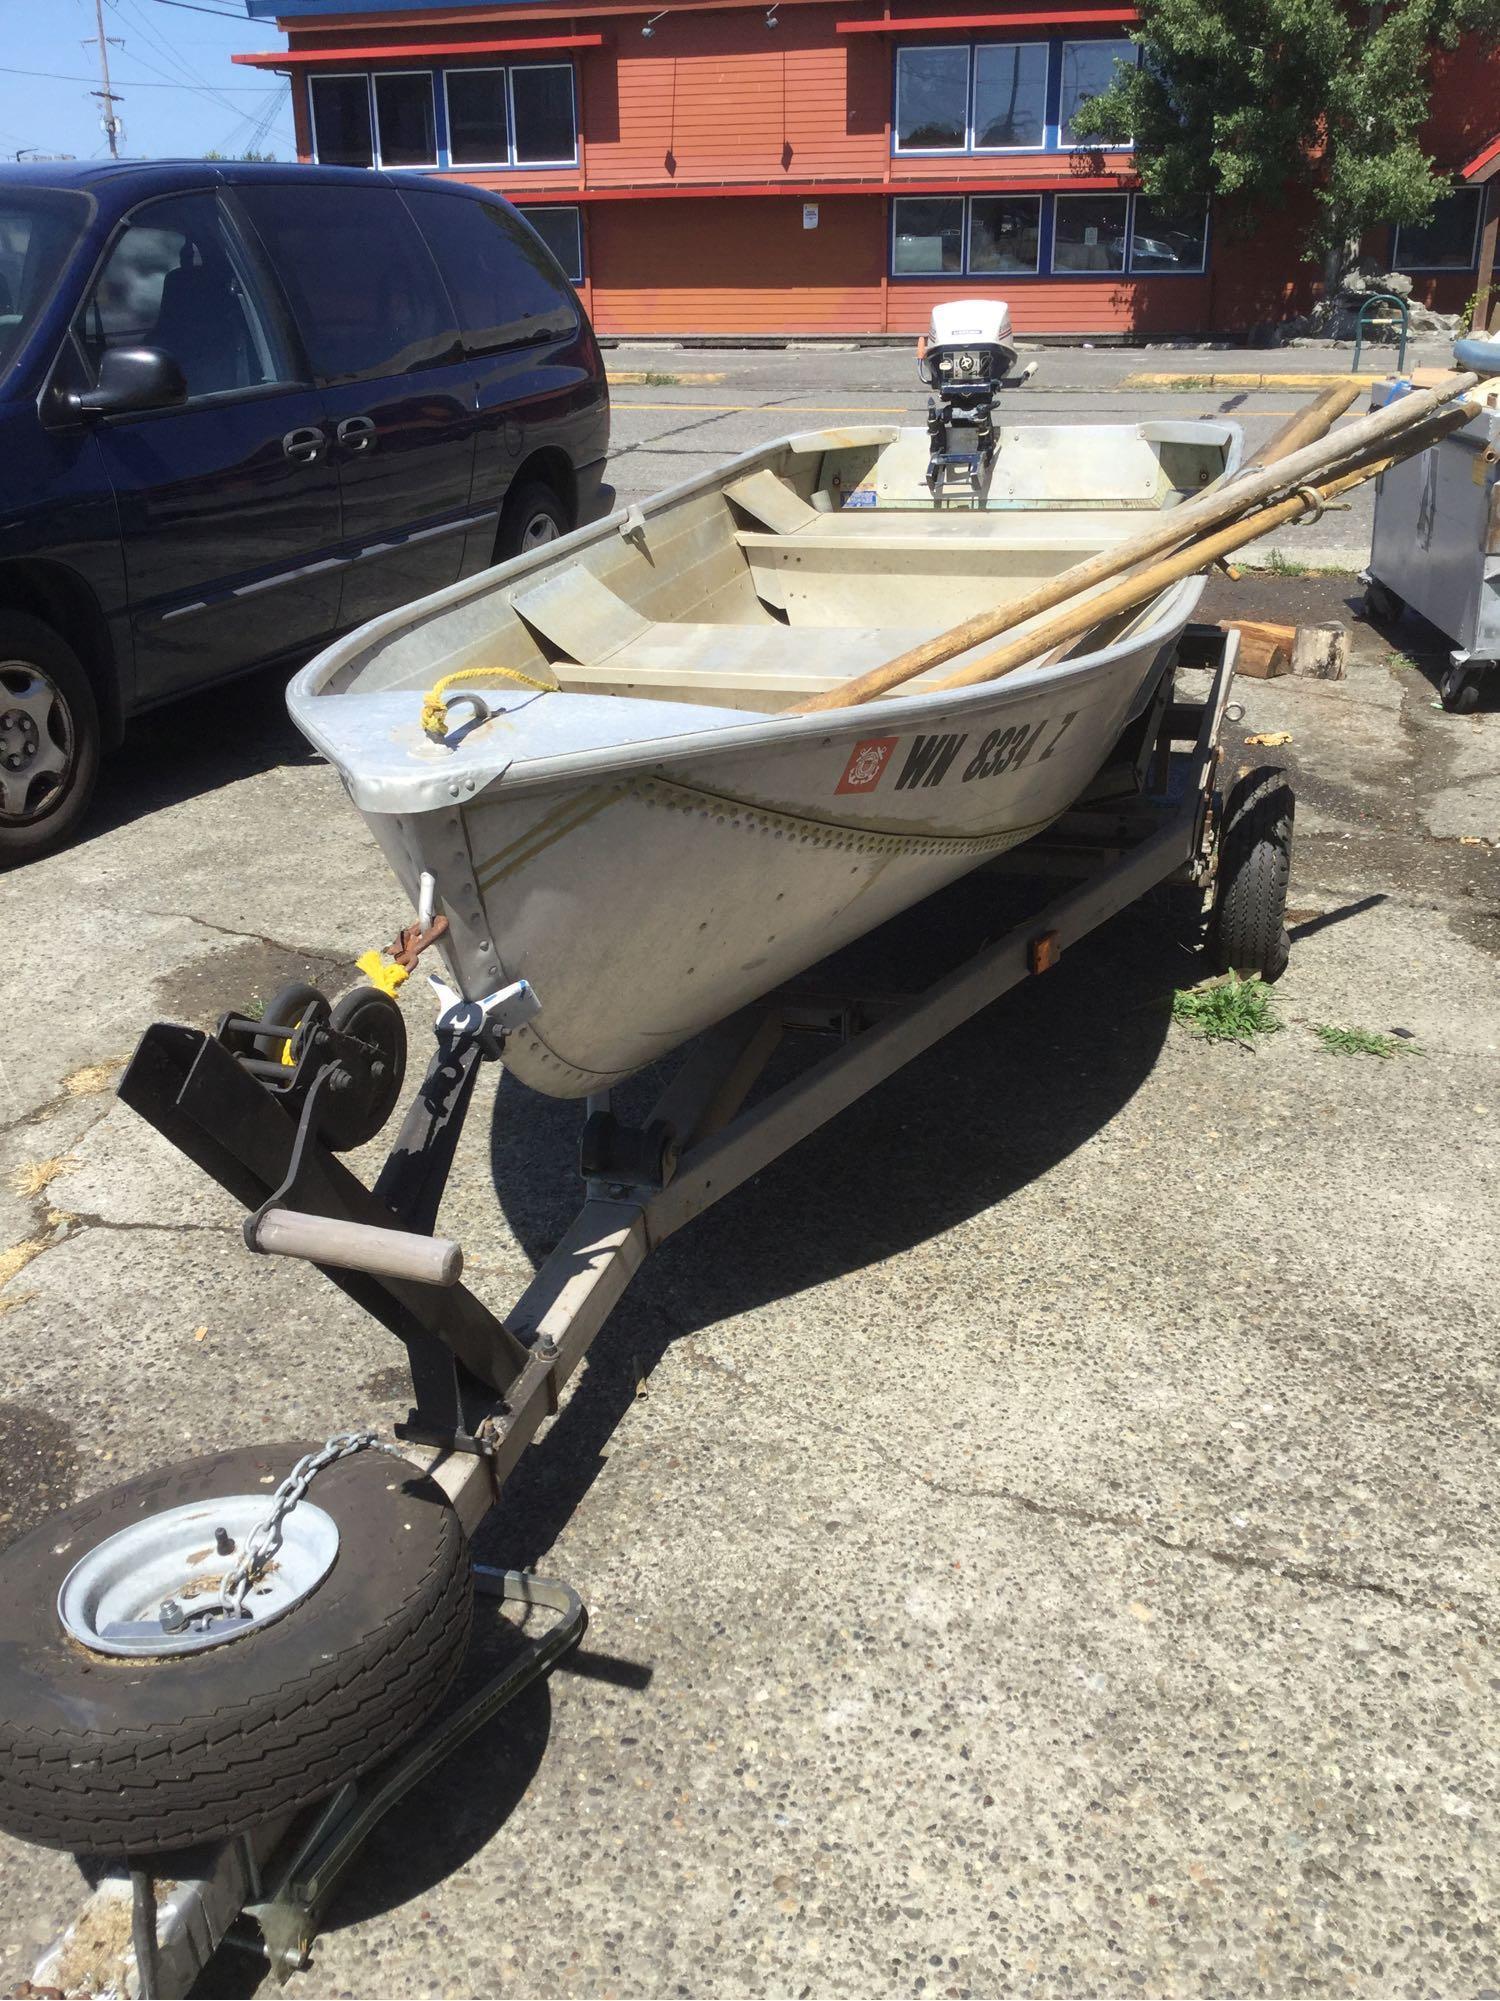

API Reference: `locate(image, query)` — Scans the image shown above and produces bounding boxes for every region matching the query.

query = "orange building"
[236,0,1499,339]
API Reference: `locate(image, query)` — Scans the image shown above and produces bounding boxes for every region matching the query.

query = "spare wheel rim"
[57,1495,339,1658]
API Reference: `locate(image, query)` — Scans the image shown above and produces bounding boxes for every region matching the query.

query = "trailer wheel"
[1207,766,1294,983]
[253,980,326,1065]
[0,1441,472,1855]
[1362,579,1404,627]
[323,986,407,1150]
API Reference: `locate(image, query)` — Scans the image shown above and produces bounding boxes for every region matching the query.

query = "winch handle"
[247,1209,463,1286]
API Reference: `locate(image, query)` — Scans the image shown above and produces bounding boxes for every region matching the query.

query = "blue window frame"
[890,191,1208,280]
[890,35,1137,158]
[307,63,578,172]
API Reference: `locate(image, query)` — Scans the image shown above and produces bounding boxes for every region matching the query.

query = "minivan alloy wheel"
[0,661,73,824]
[520,510,562,551]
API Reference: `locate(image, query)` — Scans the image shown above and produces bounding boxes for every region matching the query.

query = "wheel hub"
[58,1495,339,1657]
[0,707,40,770]
[0,662,72,824]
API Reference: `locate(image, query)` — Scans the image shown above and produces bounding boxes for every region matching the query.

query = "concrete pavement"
[602,339,1458,569]
[0,358,1496,1998]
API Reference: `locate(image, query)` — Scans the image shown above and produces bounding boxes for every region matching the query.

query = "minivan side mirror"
[71,346,188,419]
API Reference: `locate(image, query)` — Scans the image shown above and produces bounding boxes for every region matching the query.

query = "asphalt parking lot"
[1,343,1497,1998]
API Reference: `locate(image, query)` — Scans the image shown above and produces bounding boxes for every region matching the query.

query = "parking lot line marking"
[1125,371,1382,390]
[611,400,914,414]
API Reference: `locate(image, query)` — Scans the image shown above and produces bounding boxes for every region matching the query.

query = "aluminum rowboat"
[288,418,1239,1097]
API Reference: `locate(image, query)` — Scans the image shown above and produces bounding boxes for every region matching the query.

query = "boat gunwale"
[287,417,1243,814]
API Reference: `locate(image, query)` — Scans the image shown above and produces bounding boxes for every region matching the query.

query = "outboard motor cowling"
[918,299,1032,499]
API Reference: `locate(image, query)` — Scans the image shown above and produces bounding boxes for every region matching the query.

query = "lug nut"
[159,1598,188,1633]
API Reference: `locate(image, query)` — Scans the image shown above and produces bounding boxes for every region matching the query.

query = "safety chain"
[219,1431,408,1619]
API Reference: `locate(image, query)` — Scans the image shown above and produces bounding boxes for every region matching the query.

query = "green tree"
[1071,0,1500,282]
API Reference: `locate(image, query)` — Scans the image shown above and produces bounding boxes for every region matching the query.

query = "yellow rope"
[420,664,557,739]
[355,949,409,998]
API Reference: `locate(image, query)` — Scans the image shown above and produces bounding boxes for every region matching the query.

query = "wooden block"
[1291,620,1349,679]
[1222,619,1295,678]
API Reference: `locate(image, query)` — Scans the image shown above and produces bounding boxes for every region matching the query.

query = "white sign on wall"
[803,203,819,229]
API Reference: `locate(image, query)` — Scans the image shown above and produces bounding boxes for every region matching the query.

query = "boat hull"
[380,624,1180,1096]
[290,416,1238,1098]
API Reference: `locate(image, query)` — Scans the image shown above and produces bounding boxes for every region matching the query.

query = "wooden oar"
[917,408,1475,698]
[1251,378,1363,467]
[787,373,1476,718]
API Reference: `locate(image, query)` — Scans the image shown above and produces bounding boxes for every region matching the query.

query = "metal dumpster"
[1364,351,1500,712]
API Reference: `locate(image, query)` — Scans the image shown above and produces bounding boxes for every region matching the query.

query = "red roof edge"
[233,33,604,67]
[1462,132,1500,184]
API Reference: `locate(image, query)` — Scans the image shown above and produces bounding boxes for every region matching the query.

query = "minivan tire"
[496,480,571,562]
[0,613,101,866]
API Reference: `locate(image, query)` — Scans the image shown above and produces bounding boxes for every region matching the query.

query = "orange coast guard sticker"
[836,735,898,794]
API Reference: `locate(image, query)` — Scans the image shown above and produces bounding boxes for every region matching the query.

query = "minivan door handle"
[282,426,327,465]
[336,415,378,453]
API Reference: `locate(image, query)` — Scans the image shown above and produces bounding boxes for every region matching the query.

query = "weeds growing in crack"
[1172,972,1283,1045]
[1313,1022,1420,1059]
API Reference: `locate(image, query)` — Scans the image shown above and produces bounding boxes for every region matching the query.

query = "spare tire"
[0,1440,472,1854]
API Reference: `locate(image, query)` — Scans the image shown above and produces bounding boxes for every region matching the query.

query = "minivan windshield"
[0,189,91,388]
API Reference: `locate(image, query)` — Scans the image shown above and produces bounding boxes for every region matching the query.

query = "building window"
[892,191,1207,279]
[312,66,577,172]
[893,47,970,152]
[374,72,436,168]
[1129,196,1208,273]
[1058,38,1138,148]
[309,71,436,168]
[972,44,1050,151]
[309,74,374,168]
[1392,187,1481,270]
[517,205,583,283]
[894,42,1047,154]
[511,66,578,165]
[440,64,578,169]
[892,37,1137,157]
[969,195,1042,273]
[1053,190,1129,272]
[445,68,508,166]
[892,195,965,274]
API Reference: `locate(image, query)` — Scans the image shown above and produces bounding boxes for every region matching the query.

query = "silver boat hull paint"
[290,420,1239,1097]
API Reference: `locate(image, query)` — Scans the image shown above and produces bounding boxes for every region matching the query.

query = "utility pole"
[88,0,124,159]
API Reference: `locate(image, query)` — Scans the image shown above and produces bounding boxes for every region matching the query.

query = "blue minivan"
[0,160,610,860]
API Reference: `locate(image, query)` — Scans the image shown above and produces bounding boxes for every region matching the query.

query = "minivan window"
[237,182,459,385]
[401,190,577,354]
[0,189,90,386]
[76,191,290,400]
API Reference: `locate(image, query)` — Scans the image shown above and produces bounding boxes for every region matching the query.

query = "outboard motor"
[918,299,1033,498]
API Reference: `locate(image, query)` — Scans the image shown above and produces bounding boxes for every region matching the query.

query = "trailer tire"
[0,1440,472,1855]
[1208,766,1293,983]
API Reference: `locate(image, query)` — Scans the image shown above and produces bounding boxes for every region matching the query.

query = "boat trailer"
[26,625,1283,1998]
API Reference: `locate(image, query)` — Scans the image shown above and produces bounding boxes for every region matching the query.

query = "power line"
[141,0,256,17]
[111,0,244,111]
[0,63,272,91]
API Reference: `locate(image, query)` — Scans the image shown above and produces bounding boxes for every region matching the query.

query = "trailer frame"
[31,624,1246,1999]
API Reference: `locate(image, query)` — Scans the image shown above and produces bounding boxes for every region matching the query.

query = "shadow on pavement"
[482,866,1189,1576]
[82,660,319,847]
